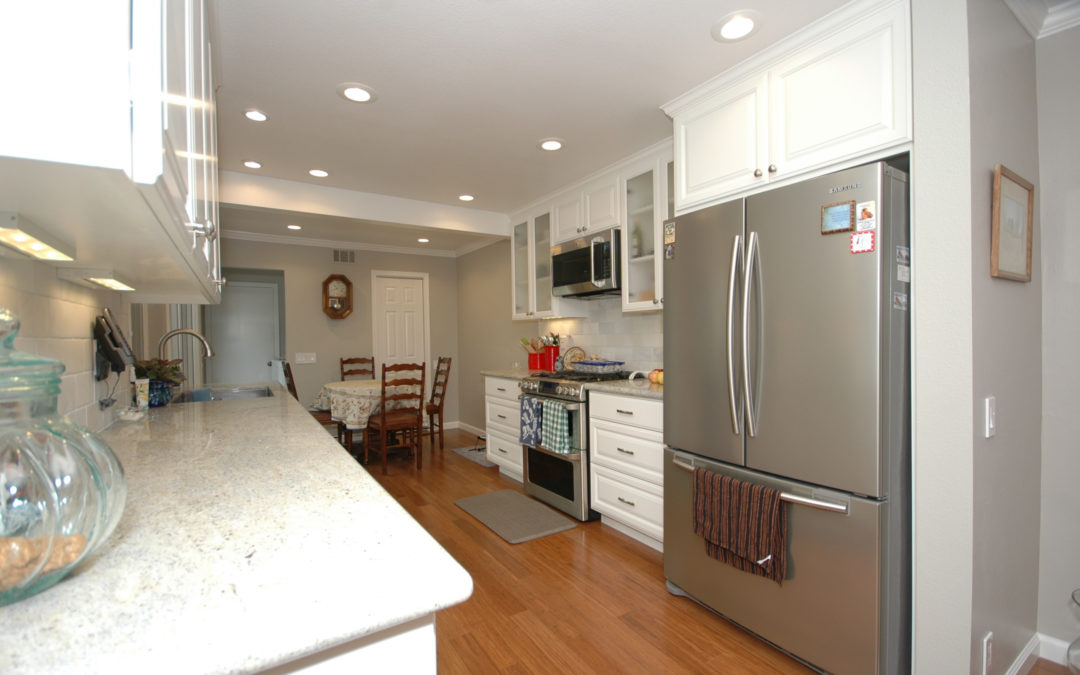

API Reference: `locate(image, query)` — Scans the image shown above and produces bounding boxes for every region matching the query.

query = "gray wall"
[1036,23,1080,648]
[456,239,537,431]
[968,1,1043,671]
[220,237,460,427]
[910,0,976,668]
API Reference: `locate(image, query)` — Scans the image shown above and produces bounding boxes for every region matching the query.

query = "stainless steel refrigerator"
[662,160,910,675]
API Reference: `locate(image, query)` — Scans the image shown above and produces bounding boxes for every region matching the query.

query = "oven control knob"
[555,386,565,395]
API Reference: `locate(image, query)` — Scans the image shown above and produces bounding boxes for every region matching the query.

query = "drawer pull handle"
[497,447,508,454]
[616,409,634,415]
[616,447,635,455]
[497,414,507,419]
[617,496,636,507]
[497,387,507,392]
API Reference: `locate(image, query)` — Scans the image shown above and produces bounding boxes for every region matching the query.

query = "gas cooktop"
[520,370,631,401]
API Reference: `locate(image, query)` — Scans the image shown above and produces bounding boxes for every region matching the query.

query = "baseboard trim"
[457,421,485,437]
[1038,633,1069,665]
[1006,634,1042,674]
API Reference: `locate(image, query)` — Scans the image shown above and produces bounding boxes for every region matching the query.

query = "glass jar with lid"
[0,308,126,606]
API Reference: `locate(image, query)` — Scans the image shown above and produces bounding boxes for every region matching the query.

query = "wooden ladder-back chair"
[283,361,339,436]
[426,356,452,451]
[340,356,375,380]
[365,362,426,475]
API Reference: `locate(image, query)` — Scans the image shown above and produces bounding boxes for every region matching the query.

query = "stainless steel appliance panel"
[743,163,895,497]
[662,198,745,466]
[663,449,898,675]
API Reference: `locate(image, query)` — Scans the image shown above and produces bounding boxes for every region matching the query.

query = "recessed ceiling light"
[711,11,760,42]
[244,109,268,122]
[244,160,262,169]
[539,138,563,152]
[287,224,302,230]
[309,169,329,178]
[417,238,430,244]
[458,194,474,202]
[338,82,377,103]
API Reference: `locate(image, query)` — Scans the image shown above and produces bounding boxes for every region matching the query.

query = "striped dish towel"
[519,396,542,447]
[540,399,572,454]
[692,467,787,585]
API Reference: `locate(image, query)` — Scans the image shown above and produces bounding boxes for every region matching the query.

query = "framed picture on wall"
[990,164,1034,282]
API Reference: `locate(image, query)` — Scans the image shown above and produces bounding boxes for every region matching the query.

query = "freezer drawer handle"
[671,456,849,514]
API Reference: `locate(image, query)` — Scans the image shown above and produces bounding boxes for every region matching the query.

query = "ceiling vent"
[332,249,356,263]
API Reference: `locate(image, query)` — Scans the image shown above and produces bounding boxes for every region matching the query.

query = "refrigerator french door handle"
[742,231,760,437]
[726,235,742,435]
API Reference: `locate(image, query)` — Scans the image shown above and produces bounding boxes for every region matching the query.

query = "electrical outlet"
[981,631,993,674]
[295,352,317,365]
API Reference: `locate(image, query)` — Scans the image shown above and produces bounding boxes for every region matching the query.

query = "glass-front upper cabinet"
[510,208,587,320]
[620,148,672,312]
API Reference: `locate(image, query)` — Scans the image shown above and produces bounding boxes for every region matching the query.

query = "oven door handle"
[527,444,583,462]
[517,395,581,413]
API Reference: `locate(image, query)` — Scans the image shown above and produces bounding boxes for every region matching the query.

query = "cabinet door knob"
[768,164,778,173]
[653,299,659,304]
[753,168,763,178]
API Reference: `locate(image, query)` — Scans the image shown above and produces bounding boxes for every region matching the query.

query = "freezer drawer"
[663,449,908,675]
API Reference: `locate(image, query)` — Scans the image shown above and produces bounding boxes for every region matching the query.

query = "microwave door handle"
[726,234,742,435]
[589,239,598,287]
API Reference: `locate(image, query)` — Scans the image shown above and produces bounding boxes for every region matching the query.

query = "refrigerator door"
[664,449,908,675]
[663,199,745,465]
[744,162,891,497]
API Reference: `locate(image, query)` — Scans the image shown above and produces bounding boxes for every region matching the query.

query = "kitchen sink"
[171,385,274,403]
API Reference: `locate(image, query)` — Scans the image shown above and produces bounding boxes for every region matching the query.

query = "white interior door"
[204,281,280,384]
[372,272,429,374]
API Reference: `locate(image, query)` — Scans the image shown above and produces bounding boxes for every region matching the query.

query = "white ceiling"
[208,0,848,254]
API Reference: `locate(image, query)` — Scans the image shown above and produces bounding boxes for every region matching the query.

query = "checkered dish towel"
[541,399,572,454]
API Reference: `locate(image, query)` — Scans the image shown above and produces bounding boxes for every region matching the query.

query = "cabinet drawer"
[589,392,663,431]
[485,397,520,439]
[590,465,663,541]
[486,431,523,472]
[590,420,663,485]
[485,377,520,402]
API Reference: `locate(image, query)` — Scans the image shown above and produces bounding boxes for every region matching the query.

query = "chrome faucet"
[157,329,215,360]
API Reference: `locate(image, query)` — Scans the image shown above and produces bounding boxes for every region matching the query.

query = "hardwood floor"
[363,429,1070,674]
[364,429,813,674]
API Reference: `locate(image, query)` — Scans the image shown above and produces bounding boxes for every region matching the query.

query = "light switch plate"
[295,352,317,365]
[984,396,996,438]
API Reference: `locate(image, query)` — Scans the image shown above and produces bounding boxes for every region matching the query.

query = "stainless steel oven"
[518,370,627,521]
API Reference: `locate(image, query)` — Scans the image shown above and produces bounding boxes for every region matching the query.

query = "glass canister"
[0,308,127,606]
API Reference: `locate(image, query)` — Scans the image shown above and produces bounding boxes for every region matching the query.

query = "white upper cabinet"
[552,192,584,243]
[664,0,911,213]
[620,146,674,313]
[584,177,620,233]
[0,0,221,303]
[510,209,586,320]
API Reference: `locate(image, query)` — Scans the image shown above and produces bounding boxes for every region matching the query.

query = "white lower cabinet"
[588,391,664,550]
[485,377,522,480]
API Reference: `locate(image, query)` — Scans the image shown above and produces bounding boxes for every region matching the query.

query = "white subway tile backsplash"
[541,298,664,372]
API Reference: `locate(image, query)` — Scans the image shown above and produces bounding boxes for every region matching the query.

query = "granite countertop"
[0,382,472,674]
[480,368,532,380]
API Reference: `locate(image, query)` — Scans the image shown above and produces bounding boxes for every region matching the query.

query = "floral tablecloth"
[311,380,419,430]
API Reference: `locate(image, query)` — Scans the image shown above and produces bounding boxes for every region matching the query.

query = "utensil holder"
[541,345,559,372]
[528,352,541,370]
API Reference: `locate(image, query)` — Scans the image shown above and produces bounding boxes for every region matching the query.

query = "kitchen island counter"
[0,382,472,674]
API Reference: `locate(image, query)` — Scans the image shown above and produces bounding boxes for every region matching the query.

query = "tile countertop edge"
[0,382,473,675]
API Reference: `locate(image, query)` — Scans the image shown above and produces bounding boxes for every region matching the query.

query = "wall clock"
[322,274,353,319]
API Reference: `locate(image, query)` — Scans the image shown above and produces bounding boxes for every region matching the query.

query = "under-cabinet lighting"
[0,212,75,262]
[57,268,135,292]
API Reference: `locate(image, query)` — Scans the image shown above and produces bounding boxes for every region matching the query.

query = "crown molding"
[1004,0,1080,39]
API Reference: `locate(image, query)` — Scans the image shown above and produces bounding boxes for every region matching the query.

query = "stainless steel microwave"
[551,228,621,297]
